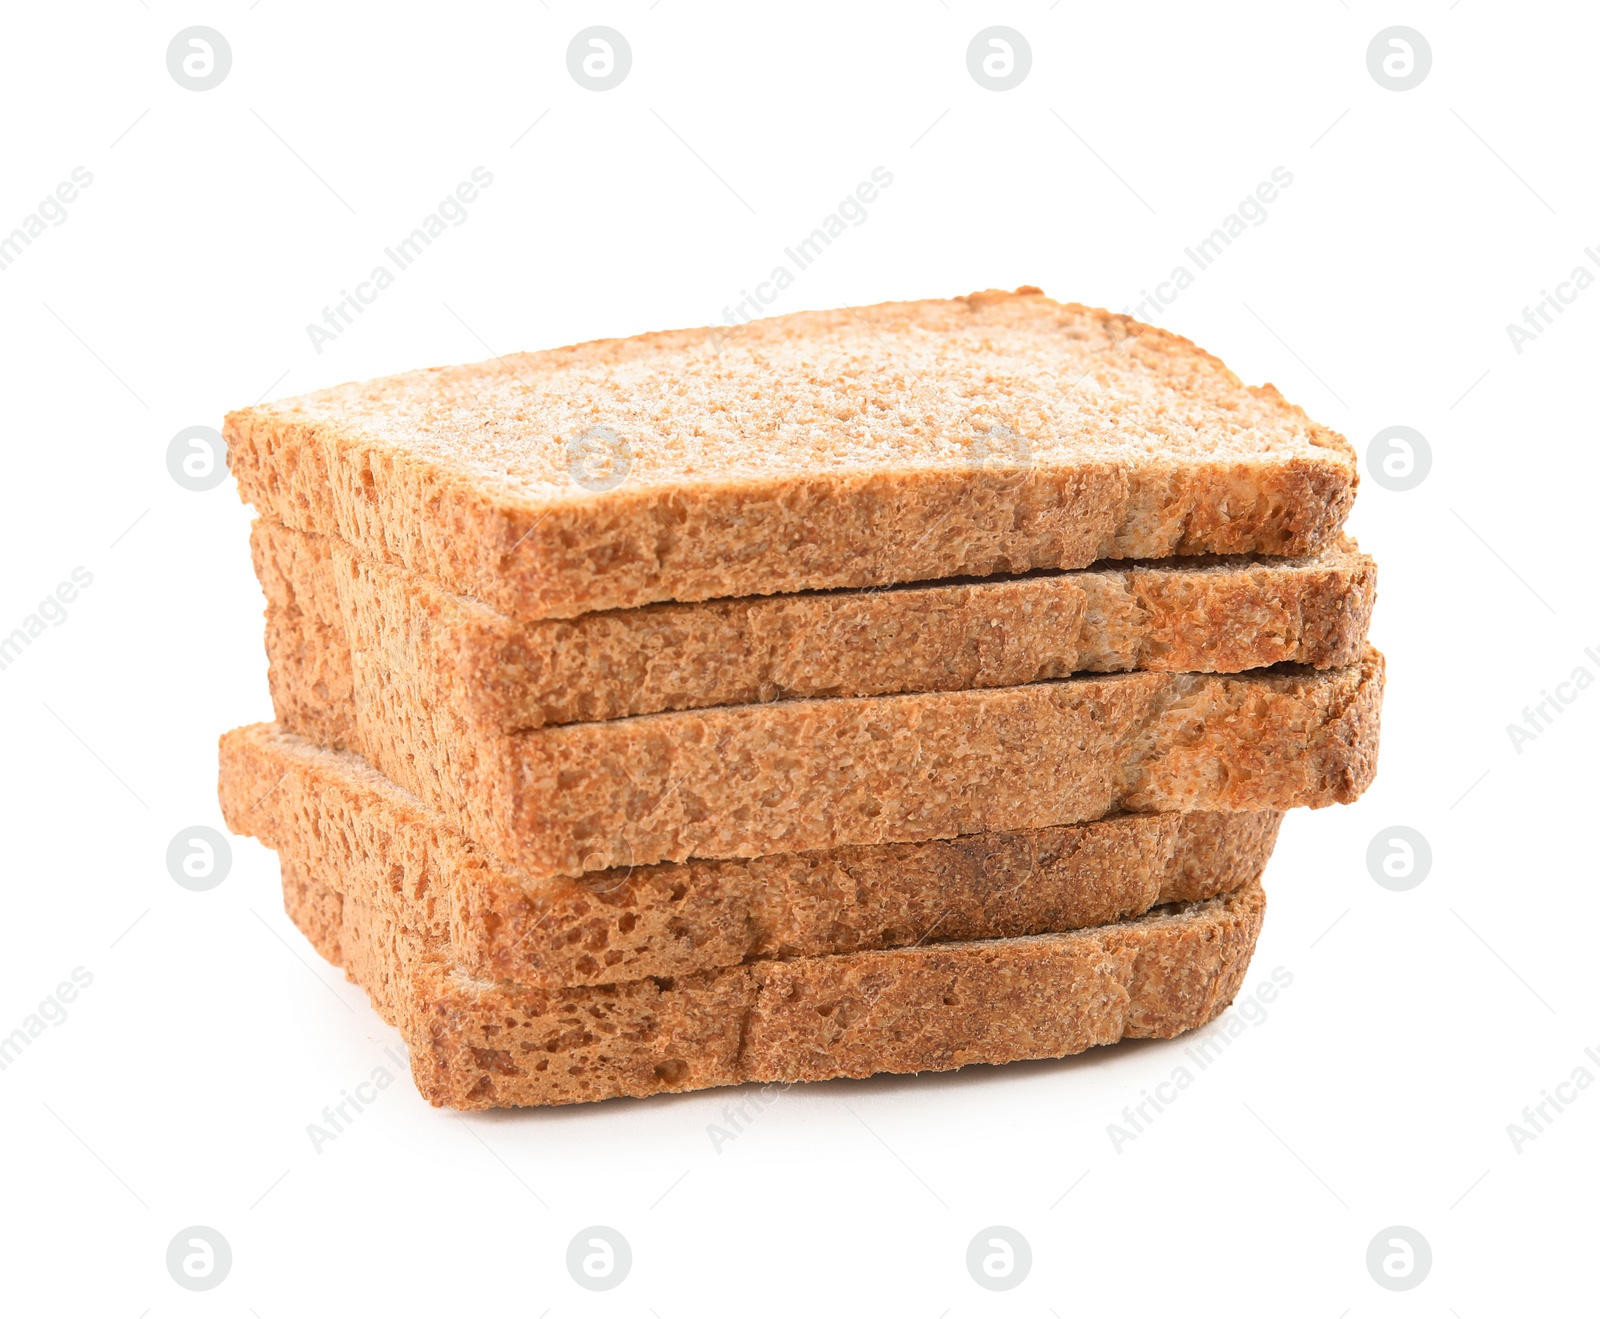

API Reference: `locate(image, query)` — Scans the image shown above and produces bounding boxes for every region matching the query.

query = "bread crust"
[258,624,1381,878]
[220,721,1280,988]
[252,519,1376,736]
[225,291,1356,620]
[279,859,1265,1109]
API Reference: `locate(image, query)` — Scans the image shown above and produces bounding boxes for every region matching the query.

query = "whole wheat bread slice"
[253,518,1375,740]
[280,859,1264,1109]
[224,289,1356,621]
[220,720,1281,987]
[262,607,1381,878]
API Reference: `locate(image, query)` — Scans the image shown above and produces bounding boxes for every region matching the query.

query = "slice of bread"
[263,626,1381,877]
[220,720,1281,987]
[225,290,1356,621]
[280,859,1265,1109]
[254,518,1376,738]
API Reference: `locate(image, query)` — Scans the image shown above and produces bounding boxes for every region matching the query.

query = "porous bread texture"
[266,607,1382,878]
[383,653,1381,878]
[219,720,1282,988]
[252,518,1376,736]
[256,520,351,747]
[225,289,1357,620]
[279,860,1265,1109]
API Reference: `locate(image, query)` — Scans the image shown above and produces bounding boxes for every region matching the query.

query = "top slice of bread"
[224,289,1357,621]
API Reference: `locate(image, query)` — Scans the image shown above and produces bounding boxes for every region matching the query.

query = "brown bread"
[280,859,1265,1109]
[251,518,1375,738]
[220,720,1281,988]
[258,606,1381,878]
[224,289,1356,621]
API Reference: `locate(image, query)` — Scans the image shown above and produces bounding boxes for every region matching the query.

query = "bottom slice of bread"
[280,860,1265,1110]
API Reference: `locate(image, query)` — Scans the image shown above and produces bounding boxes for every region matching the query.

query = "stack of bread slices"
[218,289,1381,1110]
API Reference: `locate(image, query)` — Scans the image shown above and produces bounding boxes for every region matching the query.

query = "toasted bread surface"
[227,290,1356,620]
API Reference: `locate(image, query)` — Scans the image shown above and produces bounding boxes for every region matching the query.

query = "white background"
[1,2,1595,1314]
